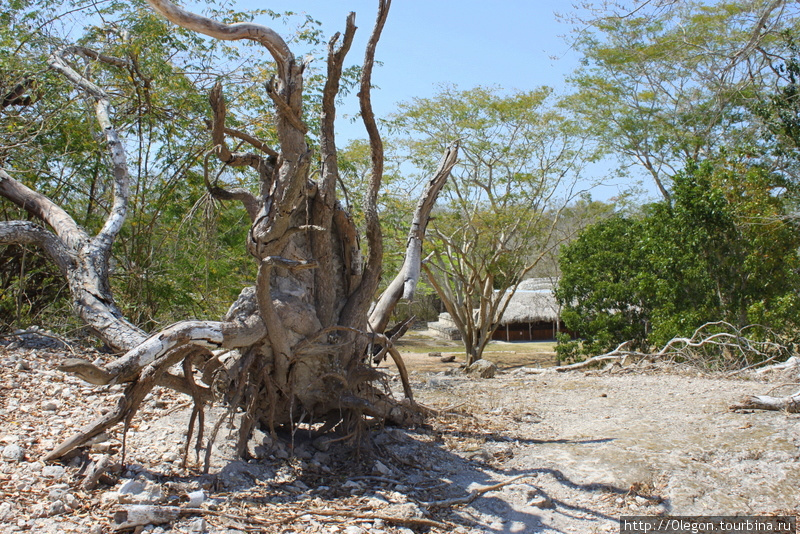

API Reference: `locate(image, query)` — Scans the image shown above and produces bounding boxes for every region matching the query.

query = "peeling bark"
[0,47,147,352]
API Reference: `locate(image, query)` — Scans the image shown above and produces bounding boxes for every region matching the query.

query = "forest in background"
[1,0,799,367]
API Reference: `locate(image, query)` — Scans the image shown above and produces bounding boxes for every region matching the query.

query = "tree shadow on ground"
[132,420,658,533]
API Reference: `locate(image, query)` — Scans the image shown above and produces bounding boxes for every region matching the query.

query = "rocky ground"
[0,329,798,533]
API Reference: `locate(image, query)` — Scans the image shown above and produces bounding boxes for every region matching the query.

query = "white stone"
[186,490,206,507]
[465,359,498,378]
[41,465,66,478]
[0,501,14,521]
[189,517,207,532]
[48,500,66,516]
[529,494,555,509]
[1,444,24,462]
[118,478,145,495]
[373,460,391,475]
[63,493,80,510]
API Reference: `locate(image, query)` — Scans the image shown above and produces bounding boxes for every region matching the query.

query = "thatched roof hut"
[428,278,568,341]
[496,278,560,326]
[491,278,564,341]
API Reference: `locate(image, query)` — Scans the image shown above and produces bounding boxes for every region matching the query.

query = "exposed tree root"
[51,318,426,464]
[46,346,208,462]
[730,391,800,413]
[423,474,534,508]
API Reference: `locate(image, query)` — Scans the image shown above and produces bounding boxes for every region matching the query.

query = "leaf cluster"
[557,157,800,362]
[0,0,338,331]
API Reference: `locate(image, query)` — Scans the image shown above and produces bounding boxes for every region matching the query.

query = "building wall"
[491,320,572,341]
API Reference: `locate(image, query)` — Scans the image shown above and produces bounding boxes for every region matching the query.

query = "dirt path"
[407,366,799,532]
[0,334,797,533]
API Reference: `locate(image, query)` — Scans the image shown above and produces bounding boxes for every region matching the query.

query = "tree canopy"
[563,0,800,201]
[390,85,592,364]
[557,157,800,362]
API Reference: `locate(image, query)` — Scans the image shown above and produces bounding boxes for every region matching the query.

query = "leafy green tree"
[751,32,800,195]
[563,0,800,201]
[647,159,800,344]
[558,157,800,359]
[392,85,593,365]
[556,214,655,360]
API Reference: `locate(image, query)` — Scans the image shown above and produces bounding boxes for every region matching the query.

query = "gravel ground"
[0,333,797,533]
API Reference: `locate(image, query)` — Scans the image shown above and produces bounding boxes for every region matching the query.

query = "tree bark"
[731,392,800,413]
[369,141,459,333]
[31,0,440,461]
[0,46,148,352]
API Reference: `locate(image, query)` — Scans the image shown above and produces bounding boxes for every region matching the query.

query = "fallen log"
[731,391,800,413]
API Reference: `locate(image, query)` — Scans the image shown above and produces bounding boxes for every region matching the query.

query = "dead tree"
[731,390,800,413]
[1,47,147,351]
[730,356,800,413]
[0,0,457,462]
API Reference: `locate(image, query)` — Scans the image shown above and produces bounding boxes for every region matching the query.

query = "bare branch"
[48,48,130,253]
[342,0,391,328]
[359,0,390,253]
[0,220,74,275]
[65,45,132,68]
[222,127,278,158]
[320,13,357,201]
[722,0,786,78]
[0,167,88,249]
[265,79,308,134]
[369,141,458,333]
[144,0,291,73]
[209,82,274,166]
[556,322,793,373]
[731,391,800,412]
[202,156,261,222]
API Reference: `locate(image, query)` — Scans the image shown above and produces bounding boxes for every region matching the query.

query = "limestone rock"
[2,444,24,462]
[466,359,497,378]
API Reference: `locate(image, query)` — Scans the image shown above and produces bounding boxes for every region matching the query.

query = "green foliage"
[751,31,800,187]
[556,214,654,359]
[0,245,71,329]
[564,0,800,198]
[558,157,800,359]
[0,0,324,332]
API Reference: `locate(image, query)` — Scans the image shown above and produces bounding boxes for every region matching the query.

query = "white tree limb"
[0,167,88,250]
[144,0,291,73]
[49,48,130,253]
[369,141,458,333]
[0,220,75,275]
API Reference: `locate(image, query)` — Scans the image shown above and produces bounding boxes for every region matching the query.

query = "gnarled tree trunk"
[1,0,457,462]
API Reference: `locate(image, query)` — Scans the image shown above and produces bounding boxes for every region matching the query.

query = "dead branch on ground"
[555,322,793,373]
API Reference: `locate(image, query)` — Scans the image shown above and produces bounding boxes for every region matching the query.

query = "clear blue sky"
[233,1,639,200]
[239,0,580,141]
